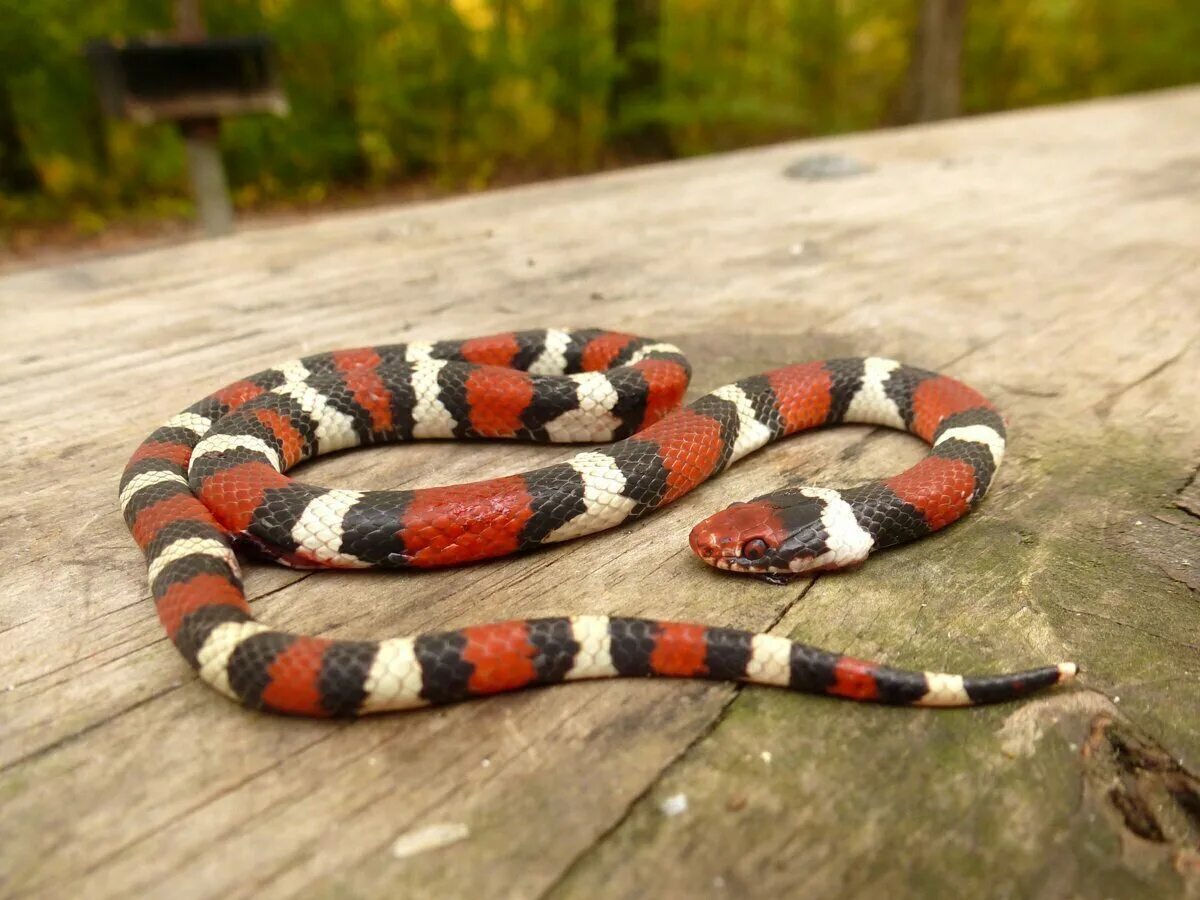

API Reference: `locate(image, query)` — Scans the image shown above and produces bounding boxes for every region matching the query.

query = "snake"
[120,328,1075,717]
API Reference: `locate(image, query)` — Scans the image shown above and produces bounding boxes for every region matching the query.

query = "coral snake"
[120,329,1075,717]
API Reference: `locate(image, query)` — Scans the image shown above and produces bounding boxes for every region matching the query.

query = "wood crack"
[537,686,743,899]
[1093,336,1196,419]
[1046,601,1200,651]
[68,725,352,893]
[537,579,819,898]
[0,683,183,776]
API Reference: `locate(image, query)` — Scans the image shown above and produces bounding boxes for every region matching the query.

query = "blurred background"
[1,0,1197,267]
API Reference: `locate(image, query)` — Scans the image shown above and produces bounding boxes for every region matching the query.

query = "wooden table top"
[2,87,1198,899]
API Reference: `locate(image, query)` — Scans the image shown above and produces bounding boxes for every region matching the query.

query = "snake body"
[120,329,1074,717]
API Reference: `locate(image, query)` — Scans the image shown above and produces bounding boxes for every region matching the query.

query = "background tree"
[898,0,968,123]
[0,1,50,194]
[2,0,1199,243]
[609,0,669,159]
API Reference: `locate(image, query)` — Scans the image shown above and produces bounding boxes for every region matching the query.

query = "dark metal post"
[175,0,234,237]
[181,119,234,236]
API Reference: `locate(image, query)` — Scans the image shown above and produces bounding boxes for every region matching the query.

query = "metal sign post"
[86,0,287,237]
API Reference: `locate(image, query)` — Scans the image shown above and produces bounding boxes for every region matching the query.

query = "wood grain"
[2,88,1198,900]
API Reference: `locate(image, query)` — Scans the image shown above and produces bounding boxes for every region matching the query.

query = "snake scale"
[120,329,1075,717]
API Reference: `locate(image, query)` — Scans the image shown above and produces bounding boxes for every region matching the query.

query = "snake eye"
[742,538,768,561]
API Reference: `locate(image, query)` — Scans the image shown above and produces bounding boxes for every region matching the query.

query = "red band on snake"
[120,329,1075,716]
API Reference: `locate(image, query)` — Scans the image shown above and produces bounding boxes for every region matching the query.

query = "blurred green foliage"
[2,0,1197,236]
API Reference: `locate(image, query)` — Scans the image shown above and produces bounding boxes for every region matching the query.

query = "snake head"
[689,489,870,577]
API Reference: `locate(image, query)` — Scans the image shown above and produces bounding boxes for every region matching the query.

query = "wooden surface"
[2,88,1199,900]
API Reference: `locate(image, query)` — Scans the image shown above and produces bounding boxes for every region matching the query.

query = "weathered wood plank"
[1,88,1198,899]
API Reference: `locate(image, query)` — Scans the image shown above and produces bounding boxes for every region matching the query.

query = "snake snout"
[688,522,725,563]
